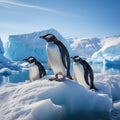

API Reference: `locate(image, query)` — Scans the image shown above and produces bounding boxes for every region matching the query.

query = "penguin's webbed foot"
[49,73,65,82]
[49,77,58,81]
[56,73,65,82]
[56,77,65,82]
[49,77,64,81]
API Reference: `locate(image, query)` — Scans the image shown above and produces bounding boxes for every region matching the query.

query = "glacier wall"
[4,28,73,62]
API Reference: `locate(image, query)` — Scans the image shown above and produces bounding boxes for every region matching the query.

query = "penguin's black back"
[35,61,46,78]
[81,60,93,74]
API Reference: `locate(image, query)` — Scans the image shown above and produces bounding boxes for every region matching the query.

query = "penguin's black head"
[23,56,37,64]
[71,56,83,62]
[40,34,57,42]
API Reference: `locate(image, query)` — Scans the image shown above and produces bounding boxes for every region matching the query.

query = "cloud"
[0,0,79,17]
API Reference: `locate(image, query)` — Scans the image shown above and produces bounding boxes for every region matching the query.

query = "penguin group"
[24,33,98,90]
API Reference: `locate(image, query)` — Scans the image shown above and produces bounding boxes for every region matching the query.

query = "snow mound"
[95,73,120,101]
[4,28,73,61]
[0,76,112,120]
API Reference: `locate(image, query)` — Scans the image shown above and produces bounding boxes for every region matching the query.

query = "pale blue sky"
[0,0,120,42]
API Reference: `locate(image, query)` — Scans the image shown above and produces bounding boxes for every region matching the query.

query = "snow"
[0,75,113,120]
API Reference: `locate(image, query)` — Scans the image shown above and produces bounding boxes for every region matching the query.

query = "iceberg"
[4,28,73,62]
[67,35,120,71]
[66,35,120,68]
[0,38,19,70]
[4,28,120,66]
[91,36,120,65]
[66,37,101,58]
[0,67,12,76]
[0,37,4,54]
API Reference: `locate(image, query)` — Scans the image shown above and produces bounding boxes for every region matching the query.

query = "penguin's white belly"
[73,63,88,88]
[29,65,40,81]
[46,43,66,75]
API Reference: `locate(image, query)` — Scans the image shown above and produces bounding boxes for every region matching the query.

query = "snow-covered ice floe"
[0,75,113,120]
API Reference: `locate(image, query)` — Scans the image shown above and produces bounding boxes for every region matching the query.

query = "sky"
[0,0,120,43]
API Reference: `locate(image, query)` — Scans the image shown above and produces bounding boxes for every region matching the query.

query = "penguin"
[24,56,46,82]
[71,56,98,90]
[40,34,72,81]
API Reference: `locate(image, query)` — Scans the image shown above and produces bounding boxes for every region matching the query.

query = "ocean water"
[0,63,120,120]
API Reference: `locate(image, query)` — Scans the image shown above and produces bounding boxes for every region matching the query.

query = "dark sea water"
[111,109,120,120]
[0,63,120,120]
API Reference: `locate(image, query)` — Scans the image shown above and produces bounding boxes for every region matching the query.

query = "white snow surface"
[0,75,115,120]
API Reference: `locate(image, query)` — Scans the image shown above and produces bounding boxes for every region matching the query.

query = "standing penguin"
[24,56,46,82]
[40,34,72,81]
[72,56,98,90]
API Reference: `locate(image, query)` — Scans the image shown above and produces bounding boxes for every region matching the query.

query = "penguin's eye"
[46,35,53,39]
[29,58,34,61]
[75,57,80,60]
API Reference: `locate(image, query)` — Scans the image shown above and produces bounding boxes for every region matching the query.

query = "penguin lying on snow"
[24,56,46,82]
[71,56,98,90]
[40,34,72,81]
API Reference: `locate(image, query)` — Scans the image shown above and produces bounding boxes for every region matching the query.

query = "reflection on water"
[0,70,29,85]
[67,111,110,120]
[91,63,120,75]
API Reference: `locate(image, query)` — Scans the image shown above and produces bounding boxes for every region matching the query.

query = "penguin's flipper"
[84,70,90,85]
[35,61,46,78]
[55,41,68,68]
